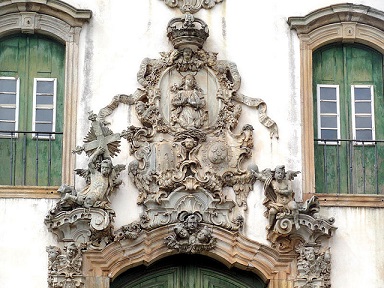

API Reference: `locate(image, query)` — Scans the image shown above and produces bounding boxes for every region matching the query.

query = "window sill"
[304,193,384,208]
[0,185,60,199]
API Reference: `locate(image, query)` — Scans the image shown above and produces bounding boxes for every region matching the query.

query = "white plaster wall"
[1,0,384,287]
[0,199,57,287]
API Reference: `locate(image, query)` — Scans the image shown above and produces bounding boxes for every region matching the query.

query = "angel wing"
[259,168,277,205]
[74,168,90,185]
[286,170,301,180]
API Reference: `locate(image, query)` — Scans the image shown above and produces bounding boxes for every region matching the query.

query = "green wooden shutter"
[0,34,64,186]
[313,44,384,194]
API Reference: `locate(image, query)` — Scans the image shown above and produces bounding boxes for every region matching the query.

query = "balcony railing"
[0,130,63,186]
[314,138,384,194]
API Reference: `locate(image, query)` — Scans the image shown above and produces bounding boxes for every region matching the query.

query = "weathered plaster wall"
[1,0,384,287]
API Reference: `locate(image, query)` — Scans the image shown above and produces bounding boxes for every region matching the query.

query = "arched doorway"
[110,255,266,288]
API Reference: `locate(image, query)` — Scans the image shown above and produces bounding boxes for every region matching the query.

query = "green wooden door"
[0,34,64,186]
[111,255,265,288]
[313,44,384,194]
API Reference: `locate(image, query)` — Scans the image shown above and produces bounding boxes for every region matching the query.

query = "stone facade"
[0,1,384,288]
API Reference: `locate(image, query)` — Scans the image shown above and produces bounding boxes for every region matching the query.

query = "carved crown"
[167,13,209,48]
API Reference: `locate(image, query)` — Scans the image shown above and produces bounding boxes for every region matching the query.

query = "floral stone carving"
[45,113,126,250]
[47,243,84,288]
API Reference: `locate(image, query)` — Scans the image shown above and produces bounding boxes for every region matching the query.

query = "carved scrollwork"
[162,0,224,14]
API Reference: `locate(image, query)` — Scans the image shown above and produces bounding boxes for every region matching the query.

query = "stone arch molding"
[0,0,91,186]
[82,225,296,288]
[288,3,384,197]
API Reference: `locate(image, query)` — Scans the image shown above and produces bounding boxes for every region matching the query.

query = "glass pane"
[36,80,54,94]
[36,109,53,122]
[35,123,53,133]
[0,93,16,105]
[355,116,372,129]
[319,87,337,100]
[355,102,371,114]
[0,121,15,131]
[321,129,337,140]
[320,116,337,128]
[36,95,53,105]
[356,130,373,141]
[320,101,337,113]
[0,107,15,120]
[0,79,16,92]
[354,87,371,100]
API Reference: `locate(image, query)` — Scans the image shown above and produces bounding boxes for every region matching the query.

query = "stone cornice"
[0,0,92,26]
[288,3,384,35]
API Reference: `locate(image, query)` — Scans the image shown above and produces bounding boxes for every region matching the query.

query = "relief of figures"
[165,212,216,253]
[47,243,84,288]
[170,74,208,130]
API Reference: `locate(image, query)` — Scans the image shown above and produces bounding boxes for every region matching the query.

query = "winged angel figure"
[254,165,301,231]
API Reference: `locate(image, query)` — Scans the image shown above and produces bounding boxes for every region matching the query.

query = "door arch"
[110,254,266,288]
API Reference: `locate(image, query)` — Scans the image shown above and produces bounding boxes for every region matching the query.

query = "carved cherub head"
[274,165,286,181]
[46,246,61,262]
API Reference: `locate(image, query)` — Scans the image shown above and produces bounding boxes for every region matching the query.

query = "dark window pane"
[0,108,15,120]
[355,116,372,129]
[0,79,16,92]
[354,87,371,100]
[36,80,54,94]
[355,102,371,114]
[321,116,337,128]
[356,130,373,141]
[320,101,337,113]
[319,87,337,100]
[0,93,16,105]
[0,121,15,131]
[321,129,338,140]
[36,95,53,105]
[35,123,53,133]
[36,109,53,122]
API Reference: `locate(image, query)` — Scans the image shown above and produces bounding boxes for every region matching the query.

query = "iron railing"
[314,138,384,194]
[0,130,63,186]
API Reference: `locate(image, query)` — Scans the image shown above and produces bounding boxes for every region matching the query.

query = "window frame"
[289,3,384,205]
[351,84,375,144]
[0,76,19,138]
[32,77,57,140]
[316,84,340,145]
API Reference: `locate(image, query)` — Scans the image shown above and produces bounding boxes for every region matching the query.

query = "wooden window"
[351,85,375,143]
[316,85,340,144]
[32,78,57,139]
[0,34,64,186]
[0,77,19,137]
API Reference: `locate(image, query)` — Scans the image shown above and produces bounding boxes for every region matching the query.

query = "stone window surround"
[0,0,91,198]
[288,3,384,208]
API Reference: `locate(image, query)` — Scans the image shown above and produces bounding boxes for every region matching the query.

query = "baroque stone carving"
[45,114,126,250]
[164,212,217,253]
[97,14,278,248]
[47,243,84,288]
[162,0,224,14]
[253,164,336,252]
[295,244,331,288]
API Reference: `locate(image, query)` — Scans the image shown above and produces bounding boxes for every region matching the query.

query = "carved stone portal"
[45,12,336,288]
